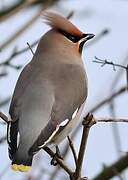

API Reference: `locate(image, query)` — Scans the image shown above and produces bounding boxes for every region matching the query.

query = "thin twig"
[90,86,126,113]
[67,10,74,20]
[93,56,127,70]
[74,114,95,179]
[0,112,9,123]
[112,167,124,180]
[96,117,128,123]
[93,56,128,88]
[92,153,128,180]
[27,42,35,55]
[43,146,73,177]
[0,9,42,50]
[0,0,36,22]
[0,10,75,69]
[110,53,128,89]
[109,101,122,155]
[109,53,128,180]
[67,136,78,166]
[0,40,38,68]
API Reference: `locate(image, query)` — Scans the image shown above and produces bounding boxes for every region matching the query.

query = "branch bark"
[67,136,78,166]
[43,146,74,178]
[73,114,95,180]
[92,153,128,180]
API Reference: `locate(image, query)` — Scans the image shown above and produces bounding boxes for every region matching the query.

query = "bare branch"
[67,136,78,166]
[95,117,128,123]
[43,146,73,178]
[90,86,126,113]
[51,86,126,179]
[27,42,35,55]
[74,114,95,179]
[0,0,38,22]
[0,0,60,22]
[0,9,42,50]
[92,153,128,180]
[111,53,128,89]
[0,108,128,179]
[0,40,38,69]
[0,112,9,123]
[0,49,23,69]
[67,10,74,19]
[93,56,127,70]
[93,56,128,88]
[109,102,122,155]
[112,167,124,180]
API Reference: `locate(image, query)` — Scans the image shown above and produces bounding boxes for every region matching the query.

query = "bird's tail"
[7,120,18,160]
[7,120,32,172]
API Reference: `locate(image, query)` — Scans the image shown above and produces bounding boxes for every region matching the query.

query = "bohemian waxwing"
[7,11,94,172]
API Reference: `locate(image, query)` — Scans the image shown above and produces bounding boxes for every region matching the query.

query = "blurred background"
[0,0,128,179]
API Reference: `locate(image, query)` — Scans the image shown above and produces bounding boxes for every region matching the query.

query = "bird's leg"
[51,145,63,166]
[56,145,63,159]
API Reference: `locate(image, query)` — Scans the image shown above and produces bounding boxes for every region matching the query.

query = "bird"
[7,11,94,172]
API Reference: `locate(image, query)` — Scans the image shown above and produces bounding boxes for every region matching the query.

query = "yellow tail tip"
[11,164,31,172]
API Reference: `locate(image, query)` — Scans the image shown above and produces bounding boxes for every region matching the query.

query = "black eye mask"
[58,30,81,43]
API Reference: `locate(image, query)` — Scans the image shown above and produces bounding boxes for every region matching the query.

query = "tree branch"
[67,136,78,166]
[0,0,59,22]
[96,117,128,123]
[43,146,74,178]
[92,153,128,180]
[0,112,9,123]
[90,86,126,113]
[50,86,126,179]
[0,9,42,50]
[73,114,95,180]
[0,109,128,179]
[93,56,128,89]
[93,56,127,70]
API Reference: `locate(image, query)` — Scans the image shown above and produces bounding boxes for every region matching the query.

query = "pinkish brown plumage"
[42,11,83,37]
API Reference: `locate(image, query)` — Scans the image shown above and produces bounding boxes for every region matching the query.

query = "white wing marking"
[7,122,11,143]
[37,108,79,150]
[38,119,69,149]
[59,119,69,126]
[38,126,59,148]
[72,108,78,119]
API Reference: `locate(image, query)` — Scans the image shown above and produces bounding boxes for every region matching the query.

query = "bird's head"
[41,11,95,54]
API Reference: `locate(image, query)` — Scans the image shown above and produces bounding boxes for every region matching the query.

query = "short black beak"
[82,33,95,41]
[79,33,95,53]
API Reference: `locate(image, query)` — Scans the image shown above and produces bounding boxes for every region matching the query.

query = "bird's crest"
[42,11,83,37]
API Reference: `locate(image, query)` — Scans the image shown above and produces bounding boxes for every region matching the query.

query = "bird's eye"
[59,30,80,43]
[67,35,76,42]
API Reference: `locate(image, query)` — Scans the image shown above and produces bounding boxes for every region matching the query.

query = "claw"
[51,146,63,166]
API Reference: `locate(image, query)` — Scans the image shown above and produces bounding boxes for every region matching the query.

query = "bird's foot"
[51,146,63,166]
